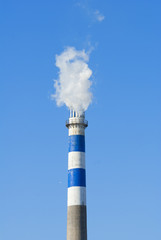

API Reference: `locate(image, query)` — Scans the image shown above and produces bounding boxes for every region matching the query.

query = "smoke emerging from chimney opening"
[52,47,93,114]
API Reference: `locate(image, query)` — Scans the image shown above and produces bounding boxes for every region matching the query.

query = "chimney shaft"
[66,110,88,240]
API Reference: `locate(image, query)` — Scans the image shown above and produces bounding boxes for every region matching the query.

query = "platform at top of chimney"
[66,110,88,128]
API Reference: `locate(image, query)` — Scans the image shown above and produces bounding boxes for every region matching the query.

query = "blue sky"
[0,0,161,239]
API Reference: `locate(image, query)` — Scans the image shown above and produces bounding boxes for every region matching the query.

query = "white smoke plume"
[52,47,92,114]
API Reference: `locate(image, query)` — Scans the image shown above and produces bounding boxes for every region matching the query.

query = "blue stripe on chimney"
[68,168,86,187]
[68,135,85,152]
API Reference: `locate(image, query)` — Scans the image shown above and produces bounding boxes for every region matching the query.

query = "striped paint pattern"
[67,127,86,207]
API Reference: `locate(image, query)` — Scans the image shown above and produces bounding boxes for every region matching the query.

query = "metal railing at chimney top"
[66,118,88,127]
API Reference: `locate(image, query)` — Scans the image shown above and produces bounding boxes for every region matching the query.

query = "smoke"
[94,10,105,22]
[75,1,105,23]
[52,47,92,114]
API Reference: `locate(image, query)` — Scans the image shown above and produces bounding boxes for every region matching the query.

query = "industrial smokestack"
[52,46,92,240]
[66,109,88,240]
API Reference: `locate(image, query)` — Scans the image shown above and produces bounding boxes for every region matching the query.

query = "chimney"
[66,109,88,240]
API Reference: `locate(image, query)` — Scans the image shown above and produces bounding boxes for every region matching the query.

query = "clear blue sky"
[0,0,161,239]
